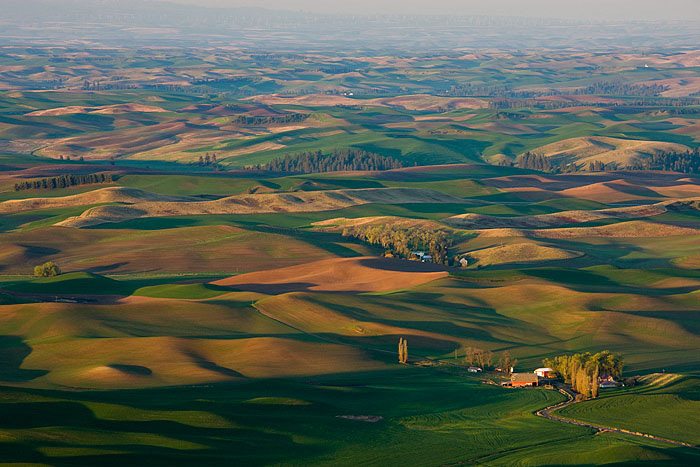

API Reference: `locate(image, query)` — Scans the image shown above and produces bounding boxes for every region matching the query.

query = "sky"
[166,0,700,21]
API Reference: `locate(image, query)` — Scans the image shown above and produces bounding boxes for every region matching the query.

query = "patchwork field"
[0,39,699,465]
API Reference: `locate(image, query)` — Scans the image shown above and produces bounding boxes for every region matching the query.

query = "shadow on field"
[225,282,318,294]
[108,364,153,376]
[182,349,245,378]
[0,336,47,382]
[89,262,131,273]
[358,257,446,273]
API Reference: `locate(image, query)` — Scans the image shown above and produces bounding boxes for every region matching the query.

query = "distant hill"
[527,136,690,169]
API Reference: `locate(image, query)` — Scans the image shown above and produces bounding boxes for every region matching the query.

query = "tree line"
[629,149,700,173]
[14,173,114,192]
[341,224,452,265]
[197,153,218,167]
[446,81,667,99]
[233,113,307,125]
[462,348,517,374]
[544,351,623,399]
[250,149,404,174]
[514,152,553,171]
[513,149,700,174]
[489,96,700,111]
[571,81,667,97]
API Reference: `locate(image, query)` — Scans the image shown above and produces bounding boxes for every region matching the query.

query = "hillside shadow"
[182,349,244,378]
[88,262,130,273]
[0,336,48,382]
[225,282,319,294]
[108,364,153,376]
[357,257,446,273]
[16,244,61,258]
[523,268,621,289]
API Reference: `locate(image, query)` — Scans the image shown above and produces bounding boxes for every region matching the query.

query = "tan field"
[26,104,169,117]
[0,187,190,214]
[533,220,700,239]
[558,180,661,202]
[465,243,583,266]
[531,136,689,167]
[0,225,339,274]
[248,93,488,111]
[24,335,386,388]
[313,215,445,231]
[445,202,670,229]
[213,256,448,293]
[55,187,463,227]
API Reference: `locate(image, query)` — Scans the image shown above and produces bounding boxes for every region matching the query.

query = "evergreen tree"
[251,149,404,174]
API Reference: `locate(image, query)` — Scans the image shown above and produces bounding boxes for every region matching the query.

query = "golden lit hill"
[444,202,669,229]
[529,136,689,167]
[56,188,463,227]
[213,256,448,293]
[464,243,583,267]
[0,187,193,214]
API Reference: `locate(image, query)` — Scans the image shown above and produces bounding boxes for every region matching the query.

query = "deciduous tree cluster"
[544,351,623,399]
[464,347,494,369]
[33,261,61,278]
[341,224,451,265]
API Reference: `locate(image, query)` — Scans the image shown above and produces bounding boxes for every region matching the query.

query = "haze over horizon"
[2,0,700,50]
[164,0,699,21]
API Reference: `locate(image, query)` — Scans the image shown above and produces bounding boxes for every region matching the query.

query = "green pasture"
[559,375,700,445]
[0,368,696,466]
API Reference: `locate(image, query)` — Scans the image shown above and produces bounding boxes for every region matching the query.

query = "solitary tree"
[398,337,408,364]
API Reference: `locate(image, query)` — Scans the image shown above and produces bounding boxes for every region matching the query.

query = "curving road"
[536,386,697,449]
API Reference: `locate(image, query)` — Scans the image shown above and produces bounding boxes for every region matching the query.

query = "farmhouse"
[534,367,555,378]
[411,251,433,263]
[511,373,539,387]
[467,366,482,373]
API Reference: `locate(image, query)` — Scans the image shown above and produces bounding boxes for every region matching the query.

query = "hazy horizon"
[3,0,700,51]
[164,0,700,21]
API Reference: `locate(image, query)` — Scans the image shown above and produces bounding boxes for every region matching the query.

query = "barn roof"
[511,373,539,383]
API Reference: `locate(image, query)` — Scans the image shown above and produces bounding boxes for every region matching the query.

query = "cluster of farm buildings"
[467,366,620,388]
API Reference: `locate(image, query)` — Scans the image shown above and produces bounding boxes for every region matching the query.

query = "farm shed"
[511,373,539,387]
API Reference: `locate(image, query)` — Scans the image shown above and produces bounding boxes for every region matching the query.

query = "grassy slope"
[1,123,699,465]
[559,375,700,445]
[0,369,697,466]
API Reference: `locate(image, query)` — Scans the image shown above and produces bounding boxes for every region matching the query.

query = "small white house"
[467,366,483,373]
[535,367,555,378]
